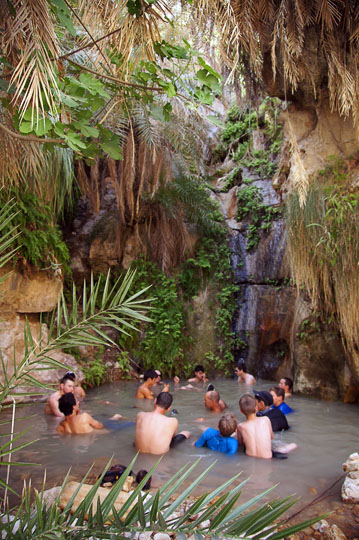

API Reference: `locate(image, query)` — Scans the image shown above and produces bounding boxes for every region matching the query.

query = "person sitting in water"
[136,369,169,399]
[270,387,294,414]
[279,377,293,398]
[254,390,289,432]
[234,361,256,385]
[56,393,104,434]
[45,374,77,417]
[135,392,190,454]
[204,390,227,413]
[194,413,238,455]
[64,371,86,400]
[237,394,296,459]
[174,364,208,386]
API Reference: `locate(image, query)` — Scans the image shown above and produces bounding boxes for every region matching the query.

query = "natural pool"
[1,377,359,515]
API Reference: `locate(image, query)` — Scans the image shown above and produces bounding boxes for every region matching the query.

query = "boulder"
[341,471,359,503]
[343,453,359,473]
[0,267,62,315]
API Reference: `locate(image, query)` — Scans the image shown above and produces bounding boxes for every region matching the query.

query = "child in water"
[194,413,238,455]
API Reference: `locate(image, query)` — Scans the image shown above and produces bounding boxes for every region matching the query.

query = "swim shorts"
[170,433,187,447]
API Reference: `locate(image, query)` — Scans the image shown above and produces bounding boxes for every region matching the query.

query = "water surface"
[1,378,358,511]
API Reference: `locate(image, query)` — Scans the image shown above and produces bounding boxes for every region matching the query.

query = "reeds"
[286,159,359,377]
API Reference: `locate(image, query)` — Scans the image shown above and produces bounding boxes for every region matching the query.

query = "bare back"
[237,415,273,459]
[45,391,63,417]
[135,411,178,454]
[57,412,103,434]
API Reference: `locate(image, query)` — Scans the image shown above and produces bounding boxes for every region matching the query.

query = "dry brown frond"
[1,0,60,122]
[0,108,45,184]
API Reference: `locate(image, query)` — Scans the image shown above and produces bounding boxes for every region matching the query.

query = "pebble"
[153,534,171,540]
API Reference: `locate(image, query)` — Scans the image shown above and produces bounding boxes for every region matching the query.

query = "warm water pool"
[1,377,359,512]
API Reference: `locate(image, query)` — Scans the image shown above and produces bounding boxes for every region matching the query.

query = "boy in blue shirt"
[270,387,294,414]
[194,413,238,455]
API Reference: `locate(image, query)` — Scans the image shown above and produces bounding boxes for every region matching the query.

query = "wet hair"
[236,361,247,372]
[58,392,76,416]
[64,371,76,381]
[194,365,205,373]
[136,469,151,490]
[156,392,173,409]
[218,414,237,437]
[239,394,256,415]
[206,390,220,403]
[283,377,293,391]
[271,386,285,400]
[144,369,157,381]
[60,374,75,385]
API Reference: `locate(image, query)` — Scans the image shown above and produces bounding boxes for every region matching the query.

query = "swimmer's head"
[239,394,256,416]
[156,391,173,410]
[253,390,273,410]
[144,369,157,383]
[60,375,75,394]
[235,360,247,375]
[194,365,205,380]
[171,408,178,415]
[270,386,285,406]
[279,377,293,392]
[204,390,220,410]
[218,413,237,437]
[154,369,162,383]
[59,392,77,416]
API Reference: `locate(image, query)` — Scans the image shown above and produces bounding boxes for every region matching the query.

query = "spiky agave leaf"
[0,458,325,539]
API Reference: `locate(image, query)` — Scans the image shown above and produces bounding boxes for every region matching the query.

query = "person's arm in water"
[86,413,104,430]
[47,394,64,417]
[194,428,212,448]
[237,424,244,446]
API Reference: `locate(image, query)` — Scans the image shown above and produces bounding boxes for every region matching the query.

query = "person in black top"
[254,390,289,432]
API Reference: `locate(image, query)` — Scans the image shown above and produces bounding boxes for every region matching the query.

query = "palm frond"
[1,458,325,538]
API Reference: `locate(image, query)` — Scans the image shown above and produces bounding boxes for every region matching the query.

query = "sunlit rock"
[342,471,359,503]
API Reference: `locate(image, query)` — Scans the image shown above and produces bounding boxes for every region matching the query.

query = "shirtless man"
[45,374,76,417]
[279,377,293,398]
[135,392,190,454]
[234,361,256,385]
[204,390,227,413]
[56,393,104,434]
[136,369,169,399]
[174,365,208,386]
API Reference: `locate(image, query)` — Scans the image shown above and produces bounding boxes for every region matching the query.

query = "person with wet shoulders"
[270,386,294,414]
[174,364,208,386]
[204,390,227,413]
[237,394,296,459]
[194,413,238,455]
[234,361,256,385]
[136,369,169,399]
[254,390,289,431]
[45,373,77,417]
[135,392,190,455]
[278,377,293,398]
[56,393,104,434]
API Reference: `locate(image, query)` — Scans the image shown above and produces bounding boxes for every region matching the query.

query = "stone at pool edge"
[342,452,359,503]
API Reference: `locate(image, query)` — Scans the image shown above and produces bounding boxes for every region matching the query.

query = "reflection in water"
[1,378,359,509]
